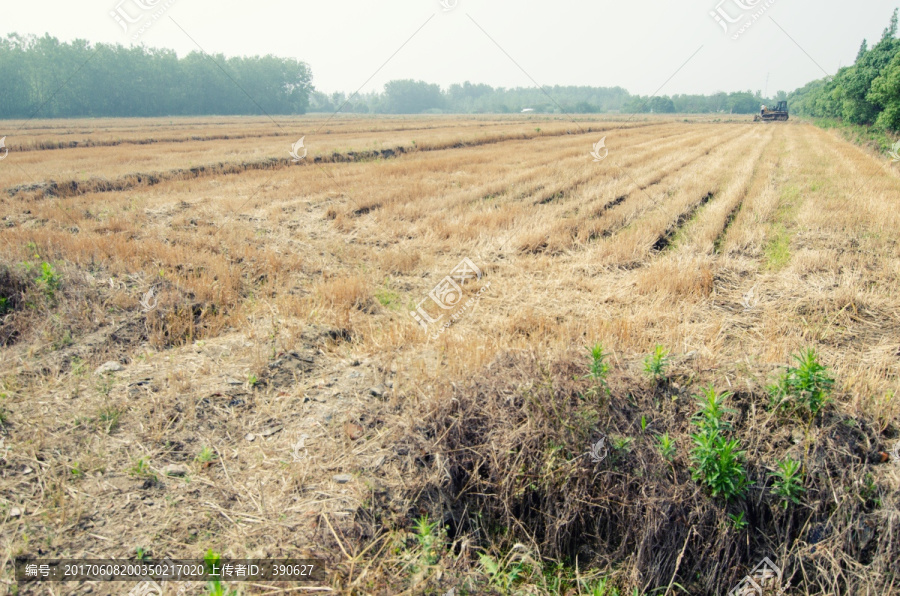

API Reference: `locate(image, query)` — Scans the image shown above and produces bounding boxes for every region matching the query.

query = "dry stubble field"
[1,114,899,595]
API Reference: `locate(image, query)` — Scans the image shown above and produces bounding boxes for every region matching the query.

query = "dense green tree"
[0,34,312,118]
[789,9,900,131]
[384,79,444,114]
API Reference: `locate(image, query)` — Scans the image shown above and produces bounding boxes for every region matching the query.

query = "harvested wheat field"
[2,114,900,595]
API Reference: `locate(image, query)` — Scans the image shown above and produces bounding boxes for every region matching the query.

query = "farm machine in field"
[754,101,789,121]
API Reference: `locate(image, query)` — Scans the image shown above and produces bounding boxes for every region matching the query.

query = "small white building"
[521,108,534,113]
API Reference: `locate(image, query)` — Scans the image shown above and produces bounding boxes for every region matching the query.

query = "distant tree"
[383,79,444,113]
[647,96,675,113]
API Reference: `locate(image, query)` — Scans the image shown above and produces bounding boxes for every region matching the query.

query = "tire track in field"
[526,125,720,207]
[590,125,760,241]
[651,191,716,251]
[534,123,724,205]
[541,125,750,248]
[512,126,746,253]
[648,125,774,258]
[646,127,770,254]
[525,124,729,210]
[711,128,778,254]
[586,125,762,264]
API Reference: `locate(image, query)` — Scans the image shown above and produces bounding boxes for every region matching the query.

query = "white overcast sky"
[1,0,897,97]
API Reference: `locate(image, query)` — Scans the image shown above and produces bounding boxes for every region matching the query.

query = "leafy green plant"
[35,262,60,299]
[584,576,621,596]
[611,436,633,453]
[479,550,527,592]
[769,348,834,417]
[247,373,259,387]
[728,511,748,530]
[204,549,237,596]
[412,515,442,566]
[643,344,670,381]
[70,462,84,478]
[584,343,611,394]
[692,385,733,434]
[689,387,747,501]
[196,446,217,464]
[771,459,805,507]
[135,546,150,561]
[657,432,676,461]
[0,297,10,315]
[690,431,747,500]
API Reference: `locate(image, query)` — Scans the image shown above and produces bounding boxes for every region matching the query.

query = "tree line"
[790,9,900,130]
[0,33,783,119]
[0,34,312,119]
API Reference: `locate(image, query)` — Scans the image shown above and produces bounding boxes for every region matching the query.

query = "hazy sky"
[2,1,897,97]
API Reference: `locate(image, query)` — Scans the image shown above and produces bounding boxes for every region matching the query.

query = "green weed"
[657,432,676,461]
[769,348,834,417]
[204,549,237,596]
[585,343,611,395]
[689,387,747,500]
[196,446,217,464]
[375,288,401,309]
[728,511,748,531]
[771,459,805,507]
[35,262,60,299]
[643,344,670,381]
[412,515,443,567]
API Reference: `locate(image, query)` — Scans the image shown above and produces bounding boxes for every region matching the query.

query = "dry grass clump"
[634,256,714,298]
[380,250,421,275]
[315,275,373,313]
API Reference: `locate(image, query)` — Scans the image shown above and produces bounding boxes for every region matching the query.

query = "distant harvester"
[754,100,789,122]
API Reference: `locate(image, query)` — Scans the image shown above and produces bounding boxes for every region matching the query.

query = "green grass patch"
[764,185,801,270]
[765,224,791,270]
[375,288,401,309]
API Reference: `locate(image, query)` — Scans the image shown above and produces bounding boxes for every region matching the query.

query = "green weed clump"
[771,458,805,507]
[689,386,747,501]
[769,348,834,417]
[584,343,611,395]
[643,344,669,381]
